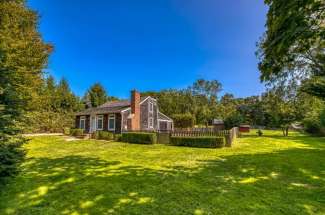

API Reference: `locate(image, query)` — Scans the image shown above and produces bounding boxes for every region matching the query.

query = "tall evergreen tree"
[57,78,76,111]
[28,76,83,133]
[0,0,51,178]
[85,83,108,107]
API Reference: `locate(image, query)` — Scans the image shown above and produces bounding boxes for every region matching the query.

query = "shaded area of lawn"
[0,131,324,214]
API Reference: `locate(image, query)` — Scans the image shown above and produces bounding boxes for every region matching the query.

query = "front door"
[90,116,96,133]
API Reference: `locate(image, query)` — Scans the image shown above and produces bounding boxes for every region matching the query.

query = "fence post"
[225,133,232,147]
[225,127,236,147]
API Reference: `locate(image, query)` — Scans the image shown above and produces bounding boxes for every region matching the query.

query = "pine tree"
[85,83,108,107]
[0,0,51,178]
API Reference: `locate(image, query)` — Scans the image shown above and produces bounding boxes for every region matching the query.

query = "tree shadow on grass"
[0,143,324,214]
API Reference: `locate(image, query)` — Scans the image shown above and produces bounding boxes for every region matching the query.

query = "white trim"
[157,104,159,130]
[149,101,154,113]
[121,107,131,112]
[90,115,96,132]
[108,114,115,131]
[80,116,86,130]
[139,96,157,105]
[147,100,149,129]
[158,119,171,122]
[96,115,104,130]
[121,112,123,132]
[158,111,173,122]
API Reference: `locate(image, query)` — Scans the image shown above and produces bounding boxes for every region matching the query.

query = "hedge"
[114,134,122,141]
[70,128,84,136]
[121,132,157,144]
[170,136,225,148]
[93,131,114,140]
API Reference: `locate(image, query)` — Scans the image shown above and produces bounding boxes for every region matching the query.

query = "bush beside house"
[92,131,114,140]
[63,127,70,135]
[170,136,225,148]
[70,129,84,137]
[121,132,157,144]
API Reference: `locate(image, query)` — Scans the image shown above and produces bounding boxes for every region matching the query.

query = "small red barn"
[239,124,250,133]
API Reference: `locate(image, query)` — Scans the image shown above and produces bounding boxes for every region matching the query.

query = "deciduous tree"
[257,0,325,99]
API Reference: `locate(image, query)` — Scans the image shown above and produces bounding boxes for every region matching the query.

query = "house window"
[108,114,115,130]
[149,102,154,112]
[149,117,154,128]
[97,115,103,130]
[80,116,86,130]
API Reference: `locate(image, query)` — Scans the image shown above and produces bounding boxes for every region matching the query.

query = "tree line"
[142,79,325,135]
[24,76,120,133]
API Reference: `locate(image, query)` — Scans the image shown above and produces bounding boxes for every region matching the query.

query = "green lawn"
[0,131,324,215]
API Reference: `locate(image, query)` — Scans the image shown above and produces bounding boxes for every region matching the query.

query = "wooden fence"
[171,129,229,137]
[171,127,239,147]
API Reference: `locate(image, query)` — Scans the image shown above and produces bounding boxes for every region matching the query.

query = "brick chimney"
[130,90,141,130]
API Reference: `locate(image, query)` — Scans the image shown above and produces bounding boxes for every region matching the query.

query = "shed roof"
[212,119,224,125]
[158,112,173,121]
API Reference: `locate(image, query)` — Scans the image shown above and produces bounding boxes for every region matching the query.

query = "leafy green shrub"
[224,113,244,129]
[170,136,225,148]
[63,127,70,135]
[91,132,97,139]
[0,138,26,180]
[257,129,263,136]
[303,119,322,135]
[114,134,122,141]
[70,128,84,136]
[121,132,157,144]
[95,131,114,140]
[172,113,195,128]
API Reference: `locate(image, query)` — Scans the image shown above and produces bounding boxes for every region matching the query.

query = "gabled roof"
[75,106,128,115]
[98,100,130,108]
[76,96,154,116]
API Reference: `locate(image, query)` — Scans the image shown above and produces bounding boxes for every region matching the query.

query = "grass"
[0,130,324,215]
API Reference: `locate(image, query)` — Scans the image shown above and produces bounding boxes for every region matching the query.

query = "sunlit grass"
[0,130,324,214]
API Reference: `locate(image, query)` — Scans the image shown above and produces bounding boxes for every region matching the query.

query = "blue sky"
[28,0,268,99]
